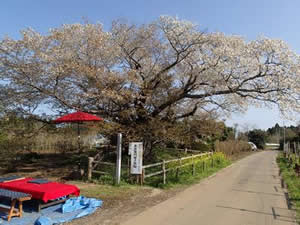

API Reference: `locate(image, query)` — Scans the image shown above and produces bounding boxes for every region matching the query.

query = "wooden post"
[127,157,130,179]
[192,156,195,176]
[176,158,182,179]
[115,133,122,185]
[88,157,94,180]
[162,160,166,184]
[142,168,145,185]
[184,148,187,154]
[136,175,139,184]
[298,142,300,164]
[139,169,145,186]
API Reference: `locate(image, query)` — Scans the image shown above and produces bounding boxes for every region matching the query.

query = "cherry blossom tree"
[0,16,299,151]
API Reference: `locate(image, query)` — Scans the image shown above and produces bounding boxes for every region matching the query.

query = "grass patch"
[89,151,231,189]
[69,181,148,207]
[88,151,231,193]
[277,154,300,222]
[144,152,231,188]
[150,147,192,162]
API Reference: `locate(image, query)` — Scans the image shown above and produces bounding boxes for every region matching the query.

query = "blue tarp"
[0,196,102,225]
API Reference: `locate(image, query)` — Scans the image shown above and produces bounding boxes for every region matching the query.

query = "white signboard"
[129,142,143,174]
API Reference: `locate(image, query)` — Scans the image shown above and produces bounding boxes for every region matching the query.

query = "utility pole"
[277,126,280,144]
[234,123,238,140]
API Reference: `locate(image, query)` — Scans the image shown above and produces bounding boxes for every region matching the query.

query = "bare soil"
[66,185,181,225]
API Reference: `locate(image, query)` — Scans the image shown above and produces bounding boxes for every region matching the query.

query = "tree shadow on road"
[216,205,296,223]
[232,189,285,197]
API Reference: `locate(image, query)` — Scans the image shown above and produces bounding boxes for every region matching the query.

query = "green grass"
[89,150,230,191]
[144,152,231,188]
[150,147,192,162]
[69,181,146,206]
[277,154,300,222]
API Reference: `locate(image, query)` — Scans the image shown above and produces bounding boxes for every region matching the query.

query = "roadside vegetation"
[277,153,300,222]
[144,152,230,188]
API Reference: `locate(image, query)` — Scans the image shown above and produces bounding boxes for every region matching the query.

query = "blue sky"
[1,0,299,130]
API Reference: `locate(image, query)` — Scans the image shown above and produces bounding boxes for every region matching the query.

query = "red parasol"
[54,111,103,123]
[54,111,103,152]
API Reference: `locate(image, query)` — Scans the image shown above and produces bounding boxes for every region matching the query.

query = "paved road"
[121,151,296,225]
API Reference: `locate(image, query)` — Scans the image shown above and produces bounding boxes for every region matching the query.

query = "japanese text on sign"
[129,142,143,174]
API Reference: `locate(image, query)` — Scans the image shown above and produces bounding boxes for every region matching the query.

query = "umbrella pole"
[77,123,81,153]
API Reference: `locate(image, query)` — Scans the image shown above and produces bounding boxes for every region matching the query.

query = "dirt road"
[121,151,296,225]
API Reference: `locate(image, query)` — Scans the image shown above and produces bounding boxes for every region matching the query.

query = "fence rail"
[165,147,203,153]
[88,158,116,180]
[87,159,129,181]
[92,161,115,166]
[142,152,213,184]
[86,149,215,185]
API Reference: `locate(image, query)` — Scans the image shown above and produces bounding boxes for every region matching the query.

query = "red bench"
[0,178,80,211]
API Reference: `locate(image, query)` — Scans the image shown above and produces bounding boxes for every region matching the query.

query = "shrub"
[190,142,210,152]
[215,140,252,156]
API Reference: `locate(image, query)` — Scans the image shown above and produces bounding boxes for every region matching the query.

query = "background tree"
[266,123,300,145]
[1,16,300,154]
[266,123,281,143]
[248,129,268,149]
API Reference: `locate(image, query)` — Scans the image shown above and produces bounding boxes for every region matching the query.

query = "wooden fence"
[165,147,203,154]
[86,149,214,185]
[87,157,115,180]
[283,141,300,159]
[87,157,128,182]
[141,152,213,185]
[282,142,300,176]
